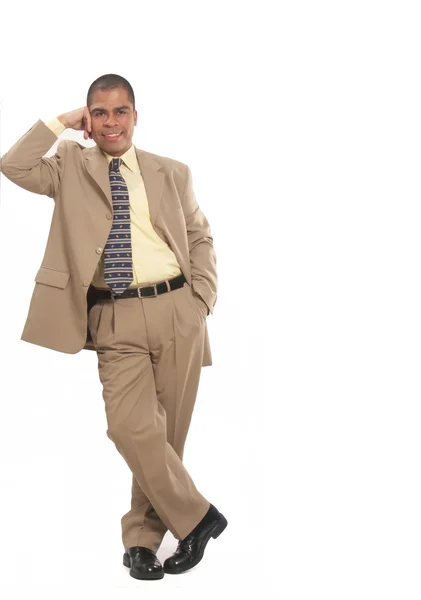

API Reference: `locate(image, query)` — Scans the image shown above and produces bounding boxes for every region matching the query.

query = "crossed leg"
[89,281,209,552]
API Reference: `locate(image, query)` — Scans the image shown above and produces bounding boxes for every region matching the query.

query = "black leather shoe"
[123,546,164,580]
[163,503,228,574]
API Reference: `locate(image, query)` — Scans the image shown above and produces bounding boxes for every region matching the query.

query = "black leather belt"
[94,273,187,300]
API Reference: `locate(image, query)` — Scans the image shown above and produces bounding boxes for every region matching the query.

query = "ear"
[134,110,138,126]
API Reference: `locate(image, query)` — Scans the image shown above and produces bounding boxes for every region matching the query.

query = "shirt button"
[83,280,90,286]
[96,247,103,254]
[106,213,112,219]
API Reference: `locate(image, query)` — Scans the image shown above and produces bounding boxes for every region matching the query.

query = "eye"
[93,110,126,116]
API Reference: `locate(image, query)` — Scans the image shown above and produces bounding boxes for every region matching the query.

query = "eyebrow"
[91,105,131,113]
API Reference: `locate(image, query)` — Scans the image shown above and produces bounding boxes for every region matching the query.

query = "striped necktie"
[104,157,134,295]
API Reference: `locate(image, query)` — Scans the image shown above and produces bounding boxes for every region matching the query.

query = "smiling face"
[89,87,137,157]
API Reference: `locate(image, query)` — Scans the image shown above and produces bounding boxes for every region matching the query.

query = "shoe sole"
[123,552,164,580]
[163,513,228,574]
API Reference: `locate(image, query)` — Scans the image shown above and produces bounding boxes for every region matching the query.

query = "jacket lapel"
[83,144,165,226]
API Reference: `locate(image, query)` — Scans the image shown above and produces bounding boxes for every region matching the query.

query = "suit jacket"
[0,119,217,366]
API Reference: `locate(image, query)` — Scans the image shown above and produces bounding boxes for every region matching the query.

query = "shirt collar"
[100,143,138,173]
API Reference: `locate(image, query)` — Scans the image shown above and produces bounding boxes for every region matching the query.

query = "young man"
[0,73,226,580]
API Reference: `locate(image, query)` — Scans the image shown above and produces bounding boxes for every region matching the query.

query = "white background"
[0,0,420,598]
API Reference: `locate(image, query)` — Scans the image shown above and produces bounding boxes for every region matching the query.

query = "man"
[0,73,227,580]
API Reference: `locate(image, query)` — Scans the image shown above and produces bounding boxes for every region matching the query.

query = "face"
[89,87,137,157]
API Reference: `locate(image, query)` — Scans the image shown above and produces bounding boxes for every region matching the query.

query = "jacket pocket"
[34,266,70,289]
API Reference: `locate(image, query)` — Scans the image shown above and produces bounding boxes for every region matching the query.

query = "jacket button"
[83,280,90,286]
[106,213,112,219]
[96,247,103,254]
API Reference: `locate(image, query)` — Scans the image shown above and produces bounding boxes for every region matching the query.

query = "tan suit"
[0,119,218,550]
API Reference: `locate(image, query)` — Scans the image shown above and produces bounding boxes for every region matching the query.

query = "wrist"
[57,115,69,128]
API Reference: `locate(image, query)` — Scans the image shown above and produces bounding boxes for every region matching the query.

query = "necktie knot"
[110,157,122,173]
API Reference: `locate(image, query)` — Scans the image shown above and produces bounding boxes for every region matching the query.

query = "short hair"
[87,74,135,110]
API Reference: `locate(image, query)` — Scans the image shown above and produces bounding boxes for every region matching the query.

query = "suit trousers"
[88,279,211,552]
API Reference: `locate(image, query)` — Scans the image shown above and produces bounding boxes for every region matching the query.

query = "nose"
[104,114,118,127]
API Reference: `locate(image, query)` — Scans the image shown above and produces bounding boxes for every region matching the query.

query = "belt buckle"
[137,284,158,298]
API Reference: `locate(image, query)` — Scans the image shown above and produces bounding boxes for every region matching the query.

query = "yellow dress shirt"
[42,116,183,289]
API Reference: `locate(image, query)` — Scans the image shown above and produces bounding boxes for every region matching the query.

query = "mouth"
[103,132,123,141]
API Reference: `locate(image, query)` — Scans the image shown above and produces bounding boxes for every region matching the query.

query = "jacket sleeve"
[181,165,218,315]
[0,119,66,199]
